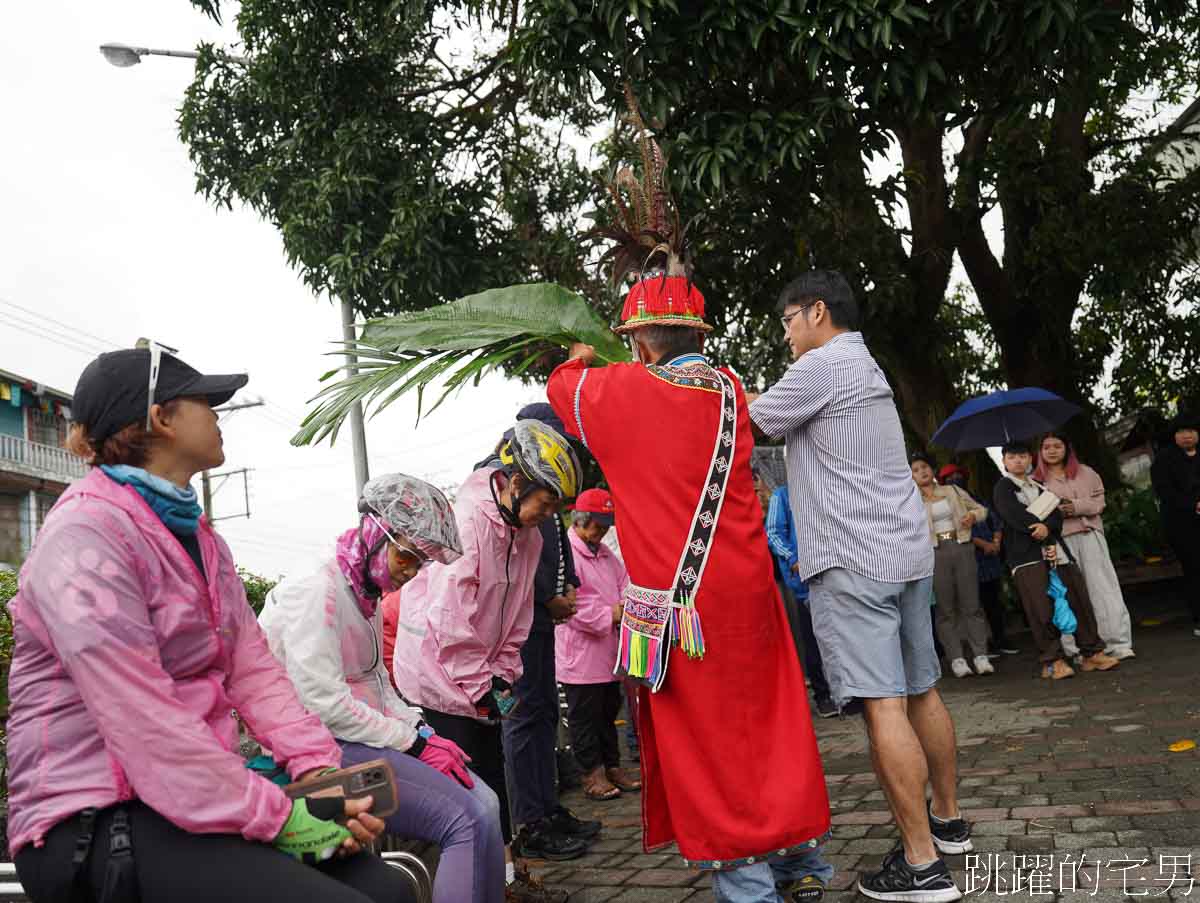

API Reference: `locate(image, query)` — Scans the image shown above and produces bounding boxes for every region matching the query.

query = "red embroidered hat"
[598,87,713,336]
[614,274,713,335]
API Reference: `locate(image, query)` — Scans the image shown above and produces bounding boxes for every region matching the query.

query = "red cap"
[938,464,967,481]
[575,488,615,515]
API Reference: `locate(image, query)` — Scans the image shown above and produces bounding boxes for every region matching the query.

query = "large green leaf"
[291,283,631,447]
[362,283,629,361]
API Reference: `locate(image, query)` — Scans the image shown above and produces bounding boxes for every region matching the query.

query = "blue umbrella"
[931,388,1081,451]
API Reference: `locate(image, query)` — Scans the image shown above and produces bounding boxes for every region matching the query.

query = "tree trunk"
[951,72,1125,487]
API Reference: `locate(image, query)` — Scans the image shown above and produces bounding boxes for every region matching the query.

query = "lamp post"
[100,41,371,497]
[100,44,202,67]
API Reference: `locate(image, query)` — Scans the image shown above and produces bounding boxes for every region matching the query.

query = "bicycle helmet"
[493,420,581,526]
[355,473,463,599]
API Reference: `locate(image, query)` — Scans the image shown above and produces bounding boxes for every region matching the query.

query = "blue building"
[0,368,86,567]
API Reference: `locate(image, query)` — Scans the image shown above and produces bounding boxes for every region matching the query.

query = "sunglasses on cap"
[135,337,179,430]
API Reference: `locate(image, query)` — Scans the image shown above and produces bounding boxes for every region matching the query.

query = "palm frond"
[291,283,630,447]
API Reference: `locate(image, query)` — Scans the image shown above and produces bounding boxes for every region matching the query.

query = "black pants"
[562,682,622,772]
[1165,520,1200,624]
[14,801,415,903]
[501,630,559,826]
[423,707,512,843]
[978,578,1012,648]
[787,586,831,703]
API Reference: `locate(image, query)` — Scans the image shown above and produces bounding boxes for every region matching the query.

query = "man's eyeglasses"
[368,513,431,570]
[135,338,179,430]
[780,300,822,331]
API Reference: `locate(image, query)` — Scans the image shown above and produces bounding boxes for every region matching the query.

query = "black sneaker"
[928,804,973,854]
[514,821,588,861]
[814,696,838,719]
[857,848,962,902]
[548,804,601,841]
[778,874,825,901]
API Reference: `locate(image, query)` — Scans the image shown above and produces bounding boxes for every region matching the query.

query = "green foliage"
[182,0,1200,457]
[239,568,279,616]
[512,0,1200,452]
[292,283,630,446]
[0,570,15,712]
[1103,487,1168,564]
[179,0,600,321]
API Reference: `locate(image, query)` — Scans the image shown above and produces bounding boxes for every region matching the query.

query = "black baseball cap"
[1172,411,1199,433]
[72,348,248,443]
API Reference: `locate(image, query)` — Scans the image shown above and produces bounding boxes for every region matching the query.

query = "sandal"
[582,765,621,801]
[606,766,642,793]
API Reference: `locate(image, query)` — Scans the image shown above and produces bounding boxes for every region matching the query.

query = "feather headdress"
[592,86,711,333]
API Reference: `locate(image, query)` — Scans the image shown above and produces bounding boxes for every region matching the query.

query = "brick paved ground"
[528,599,1200,902]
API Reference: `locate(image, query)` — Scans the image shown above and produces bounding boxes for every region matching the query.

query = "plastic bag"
[1047,570,1077,635]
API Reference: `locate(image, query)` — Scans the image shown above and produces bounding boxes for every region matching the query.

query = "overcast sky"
[0,3,544,579]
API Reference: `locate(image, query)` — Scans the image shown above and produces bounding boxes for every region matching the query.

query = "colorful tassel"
[670,596,706,661]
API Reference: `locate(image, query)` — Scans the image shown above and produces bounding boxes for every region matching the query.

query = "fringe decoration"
[615,595,705,692]
[671,595,706,661]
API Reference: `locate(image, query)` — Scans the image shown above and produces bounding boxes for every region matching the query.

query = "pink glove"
[418,734,474,788]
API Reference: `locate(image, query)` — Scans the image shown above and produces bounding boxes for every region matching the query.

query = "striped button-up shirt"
[748,332,933,584]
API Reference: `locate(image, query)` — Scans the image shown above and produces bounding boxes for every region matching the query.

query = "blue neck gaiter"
[101,465,204,535]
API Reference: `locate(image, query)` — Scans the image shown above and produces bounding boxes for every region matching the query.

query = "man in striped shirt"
[749,271,970,903]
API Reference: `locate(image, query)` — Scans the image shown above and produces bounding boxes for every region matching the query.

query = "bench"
[0,849,434,903]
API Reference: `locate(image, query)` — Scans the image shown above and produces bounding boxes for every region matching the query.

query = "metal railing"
[0,434,87,481]
[0,850,432,902]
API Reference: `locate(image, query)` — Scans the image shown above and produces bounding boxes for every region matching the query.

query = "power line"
[3,316,109,359]
[0,297,124,351]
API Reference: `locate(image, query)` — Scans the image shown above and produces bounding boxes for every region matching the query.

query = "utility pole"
[203,400,265,521]
[342,298,370,496]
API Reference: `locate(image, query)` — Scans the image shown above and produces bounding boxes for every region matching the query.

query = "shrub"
[239,569,279,616]
[1104,487,1167,564]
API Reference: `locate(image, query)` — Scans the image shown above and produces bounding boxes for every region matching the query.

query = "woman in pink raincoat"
[7,346,408,903]
[259,472,506,903]
[392,420,581,895]
[556,489,640,802]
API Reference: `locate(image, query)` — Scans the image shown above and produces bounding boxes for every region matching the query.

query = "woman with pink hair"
[1035,433,1135,660]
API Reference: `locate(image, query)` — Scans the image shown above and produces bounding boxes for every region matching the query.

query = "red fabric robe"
[548,357,830,868]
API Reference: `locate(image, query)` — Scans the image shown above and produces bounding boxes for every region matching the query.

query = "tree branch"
[951,116,1010,329]
[396,54,504,100]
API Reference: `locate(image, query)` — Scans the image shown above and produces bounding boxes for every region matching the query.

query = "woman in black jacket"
[1150,414,1200,637]
[992,443,1119,680]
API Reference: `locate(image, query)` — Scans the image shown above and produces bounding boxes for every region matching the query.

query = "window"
[27,409,66,448]
[36,492,60,532]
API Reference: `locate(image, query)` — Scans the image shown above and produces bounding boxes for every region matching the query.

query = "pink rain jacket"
[555,529,629,685]
[5,469,341,856]
[259,560,424,751]
[392,467,542,719]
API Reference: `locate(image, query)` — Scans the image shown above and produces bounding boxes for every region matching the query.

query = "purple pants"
[340,741,505,903]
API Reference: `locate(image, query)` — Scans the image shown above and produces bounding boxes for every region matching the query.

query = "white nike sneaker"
[973,655,995,675]
[950,658,972,678]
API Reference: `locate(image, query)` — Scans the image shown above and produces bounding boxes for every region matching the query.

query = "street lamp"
[100,43,202,67]
[99,40,371,496]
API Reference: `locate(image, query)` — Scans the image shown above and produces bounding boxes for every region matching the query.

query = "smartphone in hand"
[284,759,399,823]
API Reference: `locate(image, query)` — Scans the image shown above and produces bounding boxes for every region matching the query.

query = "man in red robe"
[547,273,832,902]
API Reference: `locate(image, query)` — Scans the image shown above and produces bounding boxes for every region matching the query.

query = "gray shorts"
[807,568,940,706]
